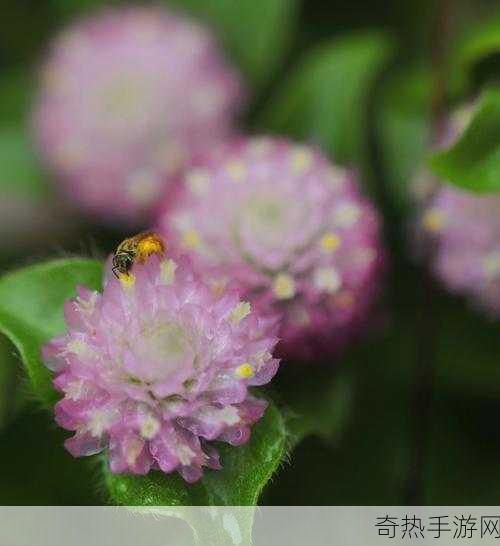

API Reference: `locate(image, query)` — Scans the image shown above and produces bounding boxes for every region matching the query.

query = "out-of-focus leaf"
[170,0,300,88]
[424,396,500,504]
[265,324,415,505]
[274,365,354,447]
[429,88,500,192]
[376,65,432,211]
[0,127,48,199]
[51,0,122,18]
[0,259,103,406]
[448,15,500,94]
[257,31,394,165]
[105,402,286,544]
[0,70,33,125]
[0,335,25,429]
[433,296,500,398]
[0,409,102,504]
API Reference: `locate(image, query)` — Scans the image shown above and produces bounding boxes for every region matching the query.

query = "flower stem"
[403,0,452,505]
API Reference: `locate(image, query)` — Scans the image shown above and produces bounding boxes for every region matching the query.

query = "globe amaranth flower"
[157,137,385,360]
[42,252,279,482]
[33,6,243,224]
[414,104,500,316]
[419,187,500,316]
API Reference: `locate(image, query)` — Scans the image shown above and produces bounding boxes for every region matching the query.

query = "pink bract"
[43,253,279,482]
[416,104,500,316]
[158,137,386,360]
[33,6,243,224]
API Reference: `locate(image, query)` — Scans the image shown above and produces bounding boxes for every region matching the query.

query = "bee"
[112,231,165,278]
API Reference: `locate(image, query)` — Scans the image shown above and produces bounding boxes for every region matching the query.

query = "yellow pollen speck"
[422,209,446,232]
[160,259,177,285]
[483,252,500,278]
[177,443,196,466]
[320,232,341,252]
[230,301,251,324]
[235,363,254,379]
[290,147,313,174]
[140,416,161,440]
[334,203,361,228]
[226,160,247,182]
[182,229,202,250]
[186,169,210,195]
[126,437,144,466]
[273,273,296,300]
[66,339,89,357]
[119,272,136,288]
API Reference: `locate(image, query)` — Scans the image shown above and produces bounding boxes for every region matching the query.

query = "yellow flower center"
[235,363,254,379]
[320,232,341,252]
[273,273,296,300]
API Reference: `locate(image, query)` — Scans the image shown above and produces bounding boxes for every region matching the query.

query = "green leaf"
[0,69,33,126]
[376,65,432,211]
[0,335,25,429]
[448,15,500,94]
[273,365,354,447]
[429,89,500,192]
[257,31,394,165]
[0,126,49,200]
[105,402,286,543]
[0,408,103,504]
[0,259,104,405]
[170,0,300,88]
[105,401,287,506]
[50,0,123,18]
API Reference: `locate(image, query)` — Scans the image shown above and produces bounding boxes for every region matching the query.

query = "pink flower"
[419,187,500,316]
[415,104,500,316]
[43,252,279,482]
[157,137,385,360]
[33,7,243,225]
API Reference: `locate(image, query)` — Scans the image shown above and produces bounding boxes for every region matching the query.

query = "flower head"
[414,104,500,316]
[34,7,243,224]
[43,252,279,482]
[158,137,385,360]
[419,187,500,316]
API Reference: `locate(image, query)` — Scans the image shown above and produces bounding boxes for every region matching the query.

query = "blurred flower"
[43,253,279,481]
[34,7,243,224]
[419,187,500,316]
[415,103,500,316]
[158,137,385,360]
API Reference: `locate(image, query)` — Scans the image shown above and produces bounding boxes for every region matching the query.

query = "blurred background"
[1,0,500,505]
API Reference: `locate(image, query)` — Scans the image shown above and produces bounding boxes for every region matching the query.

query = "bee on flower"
[43,246,280,481]
[112,231,165,278]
